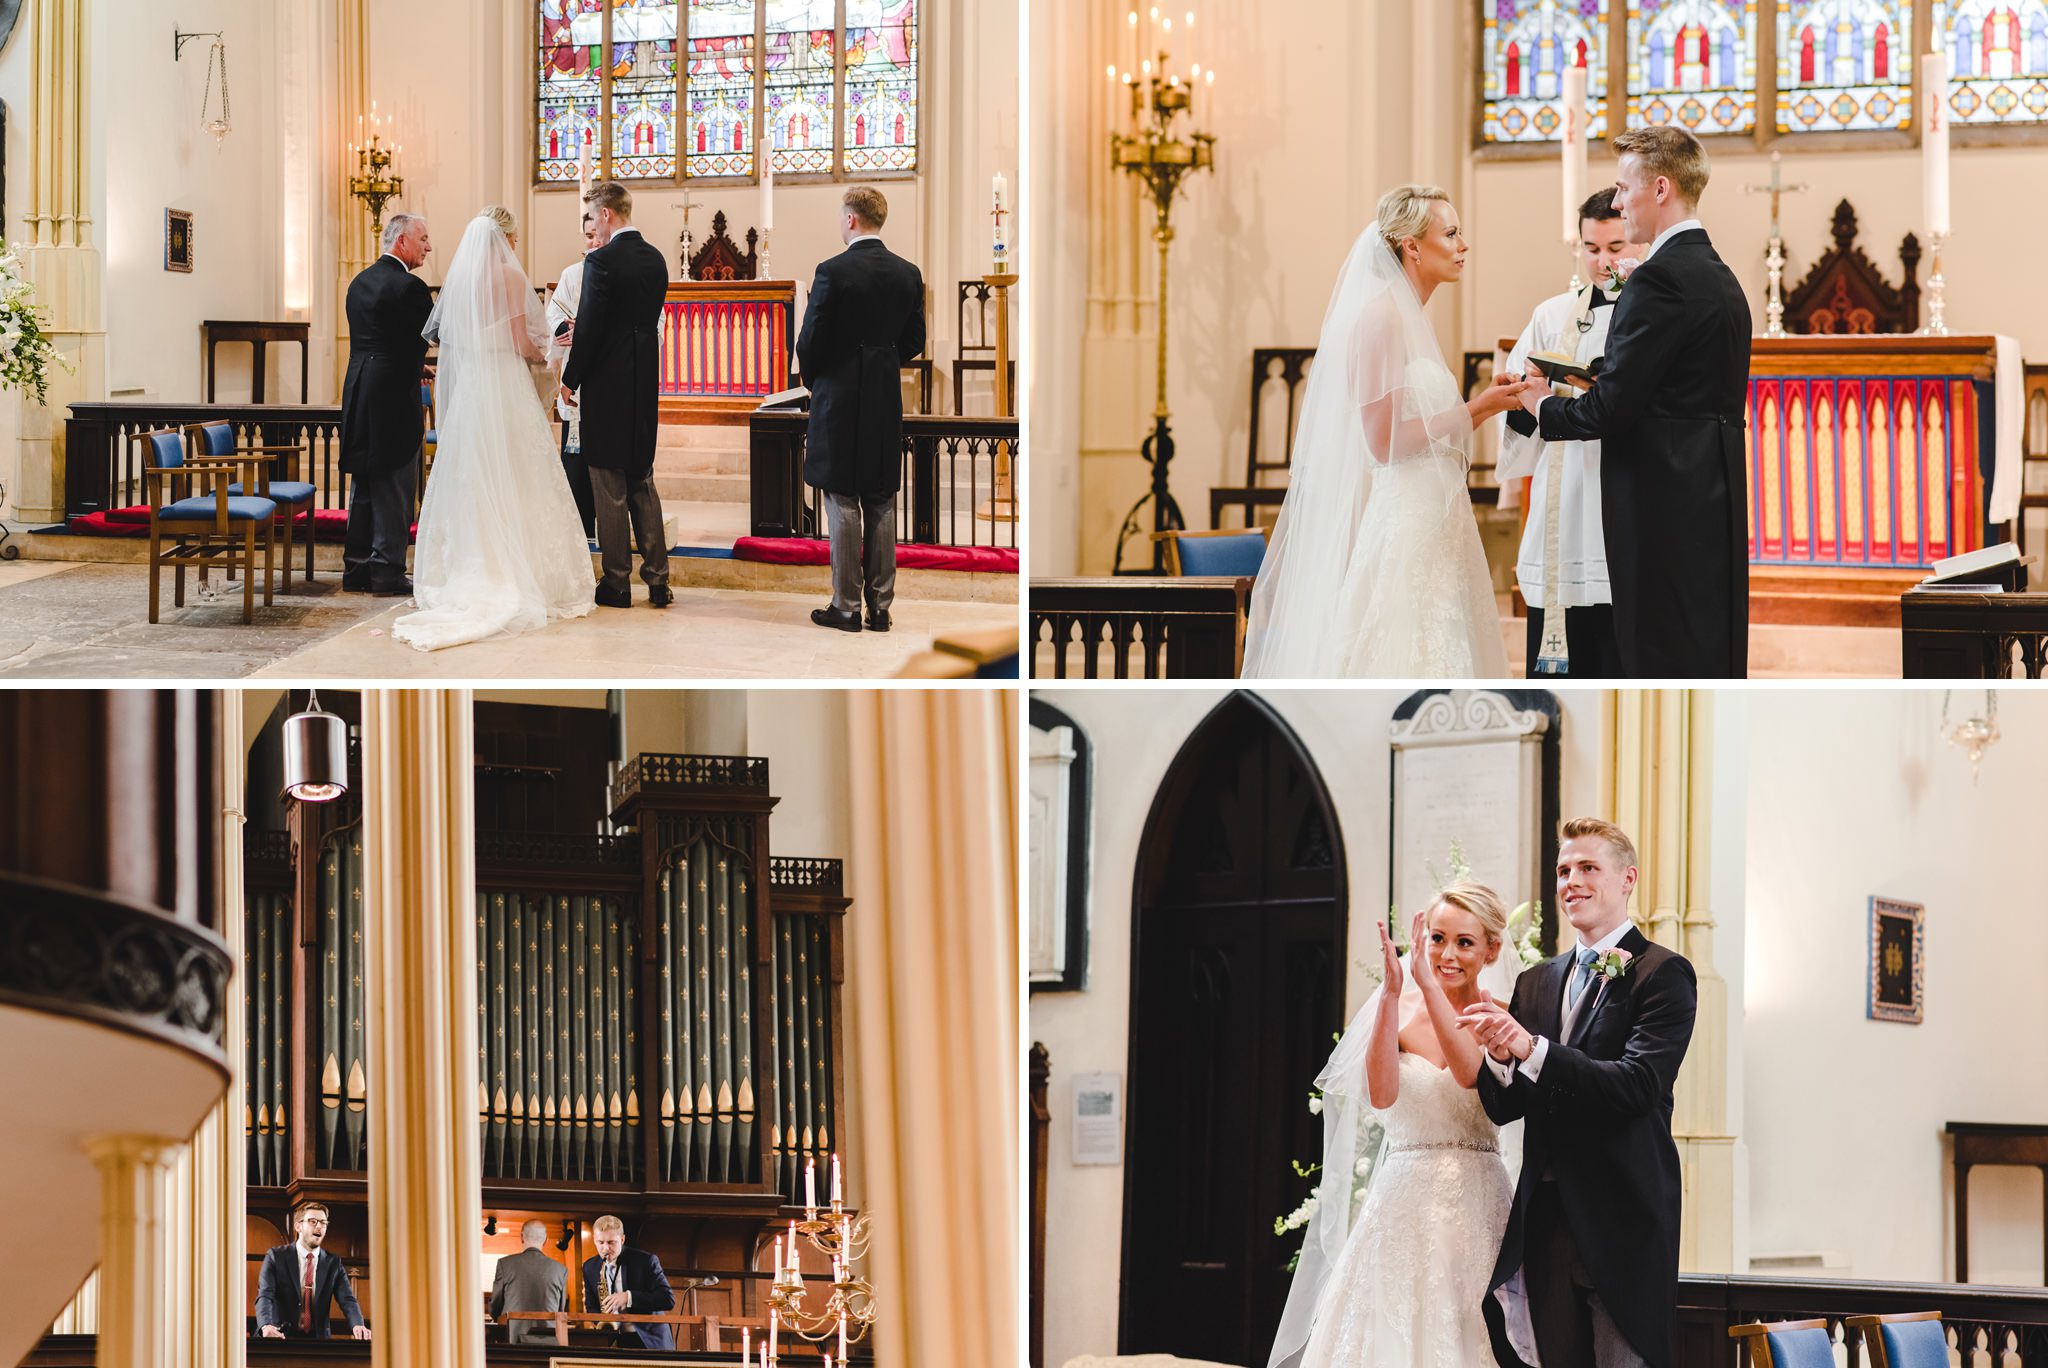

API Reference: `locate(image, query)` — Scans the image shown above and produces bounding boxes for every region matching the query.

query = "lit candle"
[831,1151,843,1203]
[1186,10,1197,82]
[839,1309,848,1359]
[805,1156,817,1210]
[761,159,775,232]
[1922,50,1950,237]
[1561,62,1588,247]
[769,1307,778,1358]
[1127,9,1138,84]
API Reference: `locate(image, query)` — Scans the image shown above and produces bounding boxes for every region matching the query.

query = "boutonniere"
[1608,257,1641,292]
[1591,947,1634,981]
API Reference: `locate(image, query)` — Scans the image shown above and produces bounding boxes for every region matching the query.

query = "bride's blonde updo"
[479,205,517,236]
[1376,184,1452,263]
[1432,880,1509,949]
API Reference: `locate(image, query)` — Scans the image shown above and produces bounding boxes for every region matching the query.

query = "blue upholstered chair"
[1152,527,1270,578]
[141,428,277,623]
[190,421,318,587]
[421,379,438,481]
[1847,1311,1948,1367]
[1728,1318,1836,1368]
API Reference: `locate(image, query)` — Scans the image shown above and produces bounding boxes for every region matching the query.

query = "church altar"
[659,278,798,424]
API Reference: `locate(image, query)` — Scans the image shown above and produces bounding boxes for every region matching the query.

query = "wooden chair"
[1210,347,1316,528]
[141,428,277,624]
[1151,526,1270,578]
[952,280,1015,416]
[1845,1311,1948,1367]
[187,421,317,587]
[1728,1317,1835,1368]
[2014,364,2048,560]
[419,379,439,488]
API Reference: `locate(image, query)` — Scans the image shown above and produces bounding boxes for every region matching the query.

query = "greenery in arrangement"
[0,243,68,407]
[1272,840,1546,1272]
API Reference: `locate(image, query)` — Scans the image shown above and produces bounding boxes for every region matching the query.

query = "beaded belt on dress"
[1385,1140,1499,1155]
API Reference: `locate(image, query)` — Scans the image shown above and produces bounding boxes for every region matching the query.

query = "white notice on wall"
[1071,1072,1122,1166]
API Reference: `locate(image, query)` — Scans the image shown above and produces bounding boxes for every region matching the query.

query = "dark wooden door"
[1120,692,1346,1363]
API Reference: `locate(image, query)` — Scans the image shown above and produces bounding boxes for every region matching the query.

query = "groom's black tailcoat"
[796,238,926,497]
[1477,924,1698,1368]
[563,229,670,479]
[1538,228,1751,678]
[339,255,434,476]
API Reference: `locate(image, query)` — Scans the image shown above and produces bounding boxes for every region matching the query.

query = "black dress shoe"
[341,574,372,593]
[595,585,632,609]
[372,578,414,597]
[865,608,891,632]
[648,584,673,608]
[811,606,862,633]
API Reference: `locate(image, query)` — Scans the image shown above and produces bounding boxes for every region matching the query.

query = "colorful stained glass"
[685,0,756,178]
[1627,0,1759,133]
[765,0,837,173]
[538,0,606,182]
[1483,0,1611,143]
[1933,0,2048,123]
[1776,0,1915,132]
[611,0,680,179]
[843,0,918,172]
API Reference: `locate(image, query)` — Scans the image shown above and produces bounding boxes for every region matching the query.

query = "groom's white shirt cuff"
[1484,1036,1549,1086]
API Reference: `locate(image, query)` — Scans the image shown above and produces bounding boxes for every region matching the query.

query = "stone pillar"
[1603,690,1735,1273]
[361,690,484,1368]
[13,0,108,524]
[332,0,372,394]
[83,1135,184,1368]
[48,1272,96,1334]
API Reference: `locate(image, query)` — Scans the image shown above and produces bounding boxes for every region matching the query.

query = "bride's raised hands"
[1365,917,1406,1109]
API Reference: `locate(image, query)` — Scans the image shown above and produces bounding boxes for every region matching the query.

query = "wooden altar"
[659,278,797,426]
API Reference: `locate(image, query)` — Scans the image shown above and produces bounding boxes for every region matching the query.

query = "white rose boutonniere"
[1607,257,1642,292]
[1591,947,1634,982]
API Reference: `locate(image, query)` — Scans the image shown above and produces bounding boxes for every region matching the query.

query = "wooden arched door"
[1119,692,1347,1362]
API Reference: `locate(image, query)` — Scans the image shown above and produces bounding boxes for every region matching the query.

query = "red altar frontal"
[658,278,797,424]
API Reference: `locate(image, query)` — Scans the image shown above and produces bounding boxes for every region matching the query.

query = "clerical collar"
[1646,217,1703,260]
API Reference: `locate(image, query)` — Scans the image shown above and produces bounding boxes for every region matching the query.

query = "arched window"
[1628,0,1755,134]
[1483,0,1609,142]
[1507,39,1523,96]
[1934,0,2048,123]
[1873,21,1889,79]
[535,0,920,185]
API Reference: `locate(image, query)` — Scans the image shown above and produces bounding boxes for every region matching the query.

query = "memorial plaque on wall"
[1389,691,1559,944]
[1867,896,1925,1024]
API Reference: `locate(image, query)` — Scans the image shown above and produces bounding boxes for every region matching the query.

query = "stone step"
[655,472,750,506]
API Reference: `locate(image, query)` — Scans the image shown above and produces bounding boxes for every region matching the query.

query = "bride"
[393,206,595,651]
[1241,186,1534,678]
[1269,885,1527,1368]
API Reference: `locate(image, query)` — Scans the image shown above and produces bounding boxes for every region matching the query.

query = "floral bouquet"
[0,244,67,407]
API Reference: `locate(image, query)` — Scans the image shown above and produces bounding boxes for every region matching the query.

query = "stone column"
[1603,690,1735,1273]
[83,1135,185,1368]
[332,0,372,394]
[13,0,108,524]
[361,690,484,1368]
[48,1272,96,1334]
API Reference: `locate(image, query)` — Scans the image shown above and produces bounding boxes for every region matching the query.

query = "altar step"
[655,422,750,505]
[1748,567,1925,629]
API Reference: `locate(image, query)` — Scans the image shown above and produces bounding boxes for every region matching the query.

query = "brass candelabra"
[348,122,405,244]
[758,1157,875,1364]
[1110,50,1214,574]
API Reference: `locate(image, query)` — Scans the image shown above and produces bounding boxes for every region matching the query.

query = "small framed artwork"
[165,209,194,273]
[1867,896,1924,1024]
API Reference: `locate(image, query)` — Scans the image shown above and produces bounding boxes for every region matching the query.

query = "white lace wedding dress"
[1328,359,1508,677]
[393,214,594,652]
[1299,1053,1510,1368]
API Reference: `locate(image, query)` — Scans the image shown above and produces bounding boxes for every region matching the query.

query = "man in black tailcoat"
[339,213,434,595]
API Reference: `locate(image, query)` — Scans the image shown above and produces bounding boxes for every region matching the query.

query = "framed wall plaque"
[165,209,194,273]
[1867,896,1924,1024]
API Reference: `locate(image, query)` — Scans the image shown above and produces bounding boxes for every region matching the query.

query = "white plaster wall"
[745,689,852,864]
[1030,686,1606,1368]
[0,10,30,498]
[1744,687,2048,1286]
[94,2,284,403]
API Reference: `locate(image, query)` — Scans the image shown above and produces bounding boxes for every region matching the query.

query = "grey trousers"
[825,492,896,614]
[1525,1182,1653,1368]
[589,466,669,595]
[342,460,417,589]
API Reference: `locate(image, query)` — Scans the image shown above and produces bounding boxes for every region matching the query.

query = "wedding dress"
[1241,228,1507,679]
[392,214,594,652]
[1297,1053,1510,1367]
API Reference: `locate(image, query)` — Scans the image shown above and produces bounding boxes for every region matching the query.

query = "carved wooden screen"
[245,829,293,1188]
[314,820,369,1173]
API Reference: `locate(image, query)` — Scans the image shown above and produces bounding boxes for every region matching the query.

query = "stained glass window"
[538,0,605,183]
[1933,0,2048,123]
[1776,0,1915,132]
[536,0,918,183]
[612,0,680,179]
[765,0,836,173]
[1483,0,1611,143]
[1627,0,1758,132]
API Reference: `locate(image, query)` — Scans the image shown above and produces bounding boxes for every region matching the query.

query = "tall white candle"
[1562,63,1588,246]
[1186,11,1197,83]
[761,159,776,232]
[1922,50,1950,237]
[1127,10,1138,85]
[805,1156,817,1209]
[831,1150,843,1202]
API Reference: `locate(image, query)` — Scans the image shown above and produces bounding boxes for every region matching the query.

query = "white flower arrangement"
[0,244,69,407]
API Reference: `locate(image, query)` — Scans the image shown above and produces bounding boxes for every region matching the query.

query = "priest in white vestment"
[547,207,602,537]
[1499,188,1645,678]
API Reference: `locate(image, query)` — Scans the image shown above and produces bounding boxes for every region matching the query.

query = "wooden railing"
[1029,577,1250,679]
[1679,1274,2048,1366]
[748,408,1020,551]
[1901,589,2048,677]
[66,402,345,517]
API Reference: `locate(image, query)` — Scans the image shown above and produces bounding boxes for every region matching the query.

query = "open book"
[1525,350,1596,385]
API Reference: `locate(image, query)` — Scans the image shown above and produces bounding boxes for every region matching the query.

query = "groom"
[1463,817,1697,1368]
[562,180,671,609]
[1517,124,1751,679]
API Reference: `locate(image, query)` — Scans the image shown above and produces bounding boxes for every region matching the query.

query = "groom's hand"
[1516,380,1548,417]
[1460,992,1533,1062]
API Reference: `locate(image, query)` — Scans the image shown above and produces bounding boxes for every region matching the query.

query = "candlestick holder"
[1920,229,1950,336]
[1109,65,1215,575]
[678,220,695,282]
[348,130,404,243]
[1763,234,1787,338]
[758,228,775,282]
